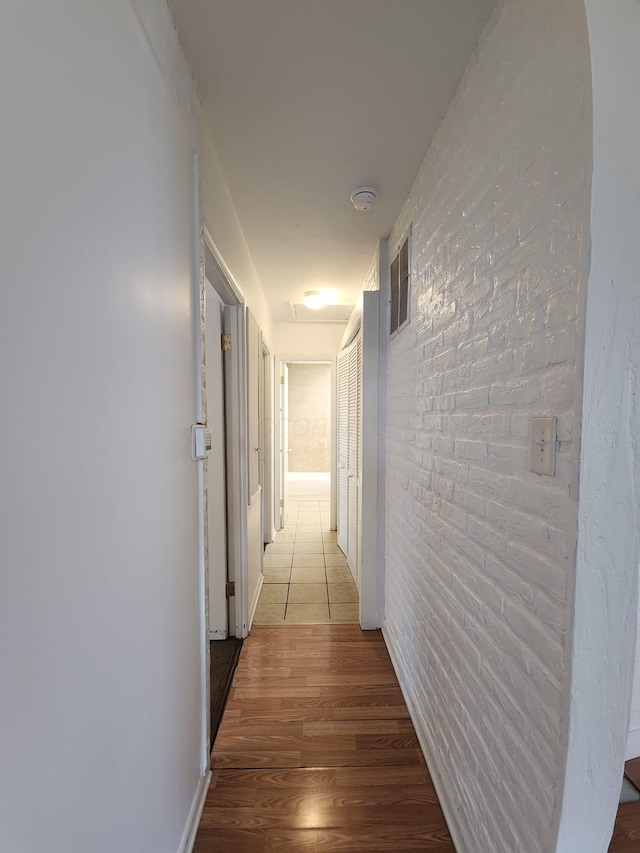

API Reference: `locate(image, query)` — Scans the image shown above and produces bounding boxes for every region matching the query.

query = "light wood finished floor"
[194,625,455,852]
[256,500,359,625]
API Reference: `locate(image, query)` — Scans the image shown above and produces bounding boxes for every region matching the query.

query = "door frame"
[203,229,249,645]
[193,157,208,779]
[204,282,229,641]
[274,357,336,530]
[278,361,289,529]
[336,285,385,631]
[262,344,274,543]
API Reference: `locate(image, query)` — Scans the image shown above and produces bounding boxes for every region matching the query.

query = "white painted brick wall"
[381,1,591,850]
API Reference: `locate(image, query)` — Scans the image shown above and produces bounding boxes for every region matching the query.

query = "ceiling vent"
[289,302,353,323]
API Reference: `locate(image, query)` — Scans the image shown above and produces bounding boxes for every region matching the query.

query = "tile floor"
[254,499,359,624]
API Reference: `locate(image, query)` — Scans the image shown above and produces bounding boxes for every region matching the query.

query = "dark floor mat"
[210,638,243,749]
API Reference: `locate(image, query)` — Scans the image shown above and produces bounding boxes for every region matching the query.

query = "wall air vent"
[390,234,410,337]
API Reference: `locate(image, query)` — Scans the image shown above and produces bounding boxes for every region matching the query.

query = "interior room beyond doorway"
[285,361,331,501]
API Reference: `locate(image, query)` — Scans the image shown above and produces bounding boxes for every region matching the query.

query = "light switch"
[191,424,207,460]
[530,417,556,476]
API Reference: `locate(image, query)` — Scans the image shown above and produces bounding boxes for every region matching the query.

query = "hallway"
[199,624,640,853]
[194,625,454,851]
[254,500,359,625]
[4,2,640,851]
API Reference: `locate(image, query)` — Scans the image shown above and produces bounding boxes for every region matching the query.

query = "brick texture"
[380,1,591,850]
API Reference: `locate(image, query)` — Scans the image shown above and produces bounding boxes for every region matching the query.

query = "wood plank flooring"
[610,758,640,851]
[194,625,455,852]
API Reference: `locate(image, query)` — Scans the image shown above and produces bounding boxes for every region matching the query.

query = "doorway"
[205,281,230,641]
[262,343,273,545]
[253,357,357,625]
[203,241,248,747]
[278,359,333,525]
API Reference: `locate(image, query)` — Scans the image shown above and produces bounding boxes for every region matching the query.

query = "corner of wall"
[555,1,640,848]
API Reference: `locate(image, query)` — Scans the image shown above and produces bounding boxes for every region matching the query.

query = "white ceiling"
[169,0,496,322]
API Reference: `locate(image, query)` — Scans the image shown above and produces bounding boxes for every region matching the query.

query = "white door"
[246,311,264,625]
[336,331,362,583]
[279,362,289,528]
[262,349,271,543]
[337,349,349,555]
[347,333,362,579]
[205,282,228,640]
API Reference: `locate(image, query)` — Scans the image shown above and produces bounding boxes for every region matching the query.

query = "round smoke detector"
[349,186,378,211]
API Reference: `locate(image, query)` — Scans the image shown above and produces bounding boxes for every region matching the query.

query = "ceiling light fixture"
[349,186,378,211]
[303,290,326,310]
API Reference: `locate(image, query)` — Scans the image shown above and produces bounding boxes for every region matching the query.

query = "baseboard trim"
[382,626,470,853]
[178,771,211,853]
[210,629,228,641]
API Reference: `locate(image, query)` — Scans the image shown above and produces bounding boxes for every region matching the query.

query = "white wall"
[287,363,332,472]
[200,130,276,636]
[381,1,591,851]
[0,2,204,851]
[274,322,345,358]
[201,132,273,350]
[556,1,640,848]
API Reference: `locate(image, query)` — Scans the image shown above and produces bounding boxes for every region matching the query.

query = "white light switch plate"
[191,424,207,460]
[530,417,557,476]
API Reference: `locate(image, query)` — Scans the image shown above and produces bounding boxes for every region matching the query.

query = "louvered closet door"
[347,331,362,577]
[337,348,350,555]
